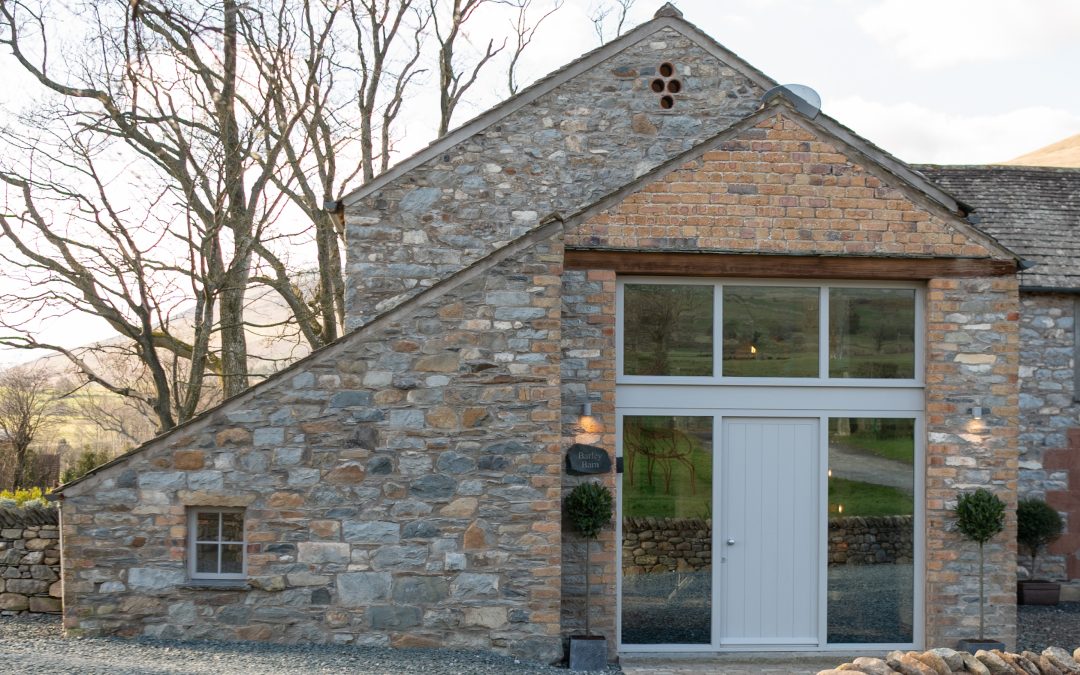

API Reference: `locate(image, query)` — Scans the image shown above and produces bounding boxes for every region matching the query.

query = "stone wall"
[925,277,1020,649]
[559,269,617,651]
[0,503,61,614]
[621,517,710,573]
[58,232,565,662]
[1017,292,1078,579]
[344,24,766,328]
[828,516,913,566]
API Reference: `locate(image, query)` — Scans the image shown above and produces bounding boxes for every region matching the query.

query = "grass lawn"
[835,429,915,464]
[829,477,913,518]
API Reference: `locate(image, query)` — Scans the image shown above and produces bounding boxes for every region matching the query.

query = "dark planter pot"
[1018,580,1061,605]
[957,638,1006,654]
[569,635,607,671]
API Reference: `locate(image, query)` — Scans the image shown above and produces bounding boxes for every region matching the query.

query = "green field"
[829,477,913,518]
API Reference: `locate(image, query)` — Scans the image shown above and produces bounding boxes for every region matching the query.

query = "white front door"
[719,417,819,645]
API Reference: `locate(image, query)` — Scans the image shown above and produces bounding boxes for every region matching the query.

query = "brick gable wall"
[570,112,999,260]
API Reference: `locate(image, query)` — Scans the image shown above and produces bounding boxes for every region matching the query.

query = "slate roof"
[917,165,1080,290]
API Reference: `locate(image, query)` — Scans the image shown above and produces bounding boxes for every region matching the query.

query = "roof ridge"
[53,217,566,495]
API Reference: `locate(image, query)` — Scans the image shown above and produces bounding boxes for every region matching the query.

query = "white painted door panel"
[721,418,819,645]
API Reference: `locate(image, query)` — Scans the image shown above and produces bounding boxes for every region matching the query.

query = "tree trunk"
[584,536,591,636]
[978,541,985,640]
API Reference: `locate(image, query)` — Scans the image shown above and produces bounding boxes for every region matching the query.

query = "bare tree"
[589,0,635,45]
[0,365,57,490]
[505,0,562,96]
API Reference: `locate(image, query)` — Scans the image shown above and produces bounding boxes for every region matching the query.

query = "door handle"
[727,538,736,546]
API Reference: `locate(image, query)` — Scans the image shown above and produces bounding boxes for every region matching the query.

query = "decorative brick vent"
[0,503,61,614]
[650,61,681,109]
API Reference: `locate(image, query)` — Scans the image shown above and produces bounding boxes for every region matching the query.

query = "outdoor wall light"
[970,406,983,420]
[581,402,592,418]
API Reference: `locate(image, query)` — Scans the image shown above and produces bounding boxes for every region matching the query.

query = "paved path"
[620,652,866,674]
[829,443,914,492]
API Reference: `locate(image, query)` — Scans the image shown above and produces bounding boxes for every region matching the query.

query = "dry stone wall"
[621,517,711,573]
[0,503,61,614]
[827,516,913,566]
[58,233,565,662]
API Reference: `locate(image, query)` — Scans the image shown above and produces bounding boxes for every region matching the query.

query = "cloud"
[857,0,1080,68]
[828,96,1080,164]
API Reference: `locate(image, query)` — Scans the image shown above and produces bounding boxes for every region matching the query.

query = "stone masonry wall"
[925,277,1020,649]
[0,503,61,614]
[59,233,565,662]
[559,269,617,652]
[828,516,914,566]
[345,25,766,328]
[1017,293,1078,579]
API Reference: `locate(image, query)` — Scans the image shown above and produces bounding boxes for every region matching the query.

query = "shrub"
[1017,498,1064,579]
[565,481,613,636]
[0,486,49,507]
[955,488,1005,640]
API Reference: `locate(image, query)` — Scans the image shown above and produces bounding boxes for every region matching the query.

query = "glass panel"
[220,545,244,574]
[623,284,713,376]
[196,543,219,574]
[621,416,713,645]
[220,512,244,542]
[827,418,915,644]
[722,286,819,377]
[829,288,916,379]
[196,512,219,542]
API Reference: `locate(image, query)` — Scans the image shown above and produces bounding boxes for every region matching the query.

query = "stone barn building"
[55,3,1078,663]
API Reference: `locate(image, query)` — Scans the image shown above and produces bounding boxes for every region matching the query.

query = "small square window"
[188,508,246,580]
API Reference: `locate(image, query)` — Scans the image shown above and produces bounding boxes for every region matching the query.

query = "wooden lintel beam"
[563,249,1017,279]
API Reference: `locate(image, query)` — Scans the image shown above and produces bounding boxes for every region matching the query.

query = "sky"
[2,0,1079,367]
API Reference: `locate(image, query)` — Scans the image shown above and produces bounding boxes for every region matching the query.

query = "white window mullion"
[819,287,829,380]
[714,283,724,379]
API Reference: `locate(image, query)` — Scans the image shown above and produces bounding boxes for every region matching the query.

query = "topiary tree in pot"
[565,480,613,671]
[1017,497,1064,605]
[954,488,1006,653]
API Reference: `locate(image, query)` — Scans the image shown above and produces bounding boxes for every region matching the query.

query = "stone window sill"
[179,580,250,591]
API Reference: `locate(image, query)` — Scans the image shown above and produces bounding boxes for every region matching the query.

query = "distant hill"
[1001,133,1080,168]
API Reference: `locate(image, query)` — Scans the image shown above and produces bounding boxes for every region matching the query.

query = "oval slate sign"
[566,444,612,475]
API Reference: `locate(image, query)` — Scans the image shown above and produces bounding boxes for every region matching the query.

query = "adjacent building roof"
[917,165,1080,290]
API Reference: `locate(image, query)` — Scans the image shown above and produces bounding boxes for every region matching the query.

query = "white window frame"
[187,508,246,581]
[616,277,925,388]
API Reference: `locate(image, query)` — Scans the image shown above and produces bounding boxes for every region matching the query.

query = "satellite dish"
[761,84,822,119]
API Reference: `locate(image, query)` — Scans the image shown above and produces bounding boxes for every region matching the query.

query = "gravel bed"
[0,614,619,675]
[1018,601,1080,653]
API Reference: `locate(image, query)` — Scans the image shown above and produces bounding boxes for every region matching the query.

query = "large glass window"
[827,418,914,644]
[619,281,920,382]
[621,415,712,645]
[623,284,713,376]
[722,286,819,378]
[829,288,916,379]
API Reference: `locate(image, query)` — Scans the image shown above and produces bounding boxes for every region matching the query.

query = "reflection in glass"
[221,513,244,542]
[828,418,915,644]
[829,288,916,379]
[196,544,218,574]
[722,286,819,377]
[621,416,712,644]
[221,545,244,574]
[623,284,713,376]
[197,513,218,541]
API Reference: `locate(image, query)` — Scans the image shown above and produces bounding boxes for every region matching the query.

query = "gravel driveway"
[0,615,617,675]
[2,604,1078,674]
